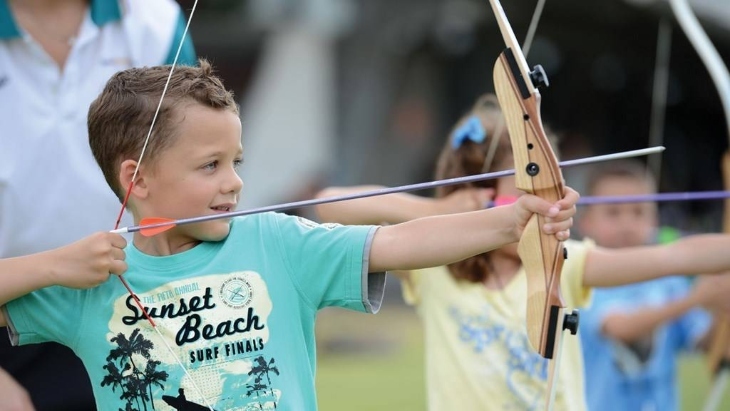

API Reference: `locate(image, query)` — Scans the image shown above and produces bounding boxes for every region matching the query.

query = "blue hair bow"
[451,115,486,149]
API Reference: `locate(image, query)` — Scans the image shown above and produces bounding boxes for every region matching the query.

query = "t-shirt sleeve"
[270,213,385,314]
[3,286,88,349]
[164,8,197,65]
[562,239,594,309]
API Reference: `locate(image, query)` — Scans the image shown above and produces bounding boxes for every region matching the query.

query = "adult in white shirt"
[0,0,196,408]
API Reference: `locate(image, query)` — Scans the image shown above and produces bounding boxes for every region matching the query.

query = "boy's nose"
[223,168,244,194]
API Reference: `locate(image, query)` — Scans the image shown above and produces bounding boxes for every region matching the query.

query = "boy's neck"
[133,233,202,257]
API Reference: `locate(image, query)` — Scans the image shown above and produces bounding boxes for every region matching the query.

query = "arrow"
[111,147,664,237]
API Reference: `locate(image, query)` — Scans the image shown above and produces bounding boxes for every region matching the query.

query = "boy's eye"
[234,159,243,170]
[203,161,218,170]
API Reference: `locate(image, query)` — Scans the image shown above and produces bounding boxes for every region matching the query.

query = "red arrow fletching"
[138,217,176,237]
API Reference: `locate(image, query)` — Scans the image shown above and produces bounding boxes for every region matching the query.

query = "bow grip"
[493,47,572,358]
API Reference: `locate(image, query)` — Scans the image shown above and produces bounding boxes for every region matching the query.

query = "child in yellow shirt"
[315,94,730,411]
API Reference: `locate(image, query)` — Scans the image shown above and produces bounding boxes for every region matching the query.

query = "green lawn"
[315,305,730,410]
[315,305,425,410]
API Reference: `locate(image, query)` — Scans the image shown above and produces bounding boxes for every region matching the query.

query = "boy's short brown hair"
[584,160,656,196]
[88,59,239,202]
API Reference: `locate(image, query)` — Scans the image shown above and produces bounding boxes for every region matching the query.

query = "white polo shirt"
[0,0,196,258]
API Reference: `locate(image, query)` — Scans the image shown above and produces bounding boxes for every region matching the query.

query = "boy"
[0,61,578,410]
[578,160,722,411]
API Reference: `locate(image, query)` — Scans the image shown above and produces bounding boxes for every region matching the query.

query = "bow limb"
[487,1,579,409]
[666,1,730,408]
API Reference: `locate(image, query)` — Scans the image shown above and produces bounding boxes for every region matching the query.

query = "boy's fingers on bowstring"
[105,233,127,276]
[109,260,128,276]
[108,246,127,276]
[109,232,127,249]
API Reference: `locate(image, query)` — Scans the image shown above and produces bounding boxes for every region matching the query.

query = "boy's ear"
[119,159,149,199]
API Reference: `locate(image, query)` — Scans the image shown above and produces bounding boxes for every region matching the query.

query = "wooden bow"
[486,1,579,409]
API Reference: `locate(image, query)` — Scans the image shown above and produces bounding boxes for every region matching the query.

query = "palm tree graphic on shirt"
[245,356,280,409]
[101,328,169,410]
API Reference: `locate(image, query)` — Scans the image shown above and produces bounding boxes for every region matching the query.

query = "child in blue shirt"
[578,160,719,411]
[0,60,578,410]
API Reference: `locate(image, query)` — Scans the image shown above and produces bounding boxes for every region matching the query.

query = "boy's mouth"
[210,204,234,213]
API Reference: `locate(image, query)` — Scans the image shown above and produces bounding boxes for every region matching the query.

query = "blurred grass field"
[315,304,730,411]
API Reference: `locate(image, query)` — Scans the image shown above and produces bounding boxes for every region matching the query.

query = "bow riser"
[518,215,565,358]
[493,48,566,359]
[494,51,561,194]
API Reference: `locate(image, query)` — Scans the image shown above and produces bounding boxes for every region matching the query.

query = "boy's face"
[136,103,243,249]
[578,176,657,248]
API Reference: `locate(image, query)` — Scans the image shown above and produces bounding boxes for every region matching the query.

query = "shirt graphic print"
[102,272,276,410]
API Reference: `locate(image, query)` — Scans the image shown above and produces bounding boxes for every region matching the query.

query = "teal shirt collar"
[0,0,121,39]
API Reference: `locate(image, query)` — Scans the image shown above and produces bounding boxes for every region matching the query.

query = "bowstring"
[110,1,213,409]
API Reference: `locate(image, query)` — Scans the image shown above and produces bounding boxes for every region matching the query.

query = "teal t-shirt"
[5,213,385,410]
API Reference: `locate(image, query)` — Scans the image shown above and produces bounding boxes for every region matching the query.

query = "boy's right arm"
[315,186,492,225]
[0,232,127,327]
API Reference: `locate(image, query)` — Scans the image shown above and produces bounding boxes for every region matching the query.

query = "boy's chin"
[196,223,232,242]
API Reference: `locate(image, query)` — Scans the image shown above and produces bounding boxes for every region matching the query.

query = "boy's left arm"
[368,189,577,272]
[583,234,730,287]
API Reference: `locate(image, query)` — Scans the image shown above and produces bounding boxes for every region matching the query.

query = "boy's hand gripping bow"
[487,0,579,409]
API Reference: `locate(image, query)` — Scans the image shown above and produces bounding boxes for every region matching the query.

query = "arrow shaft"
[578,190,730,205]
[112,147,664,234]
